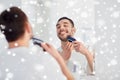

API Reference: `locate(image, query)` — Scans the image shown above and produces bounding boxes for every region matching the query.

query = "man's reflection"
[56,17,95,80]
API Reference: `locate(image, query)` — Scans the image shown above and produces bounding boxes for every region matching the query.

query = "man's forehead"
[57,19,71,25]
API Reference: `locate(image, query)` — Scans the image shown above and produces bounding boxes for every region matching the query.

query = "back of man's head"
[0,6,28,42]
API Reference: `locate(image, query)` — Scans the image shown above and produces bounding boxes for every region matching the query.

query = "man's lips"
[59,32,66,35]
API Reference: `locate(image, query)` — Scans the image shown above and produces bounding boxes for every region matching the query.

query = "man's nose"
[60,25,64,30]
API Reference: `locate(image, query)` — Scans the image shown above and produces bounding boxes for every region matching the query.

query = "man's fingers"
[64,42,73,50]
[41,43,49,51]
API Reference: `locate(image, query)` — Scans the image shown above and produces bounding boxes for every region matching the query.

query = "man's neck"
[61,41,74,50]
[61,41,70,49]
[61,41,68,46]
[8,38,29,49]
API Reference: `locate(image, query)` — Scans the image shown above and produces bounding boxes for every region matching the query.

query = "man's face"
[56,19,75,42]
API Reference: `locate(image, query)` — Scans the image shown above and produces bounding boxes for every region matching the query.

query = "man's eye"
[64,25,68,27]
[57,26,60,29]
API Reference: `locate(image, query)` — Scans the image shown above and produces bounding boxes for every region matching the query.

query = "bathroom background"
[0,0,120,80]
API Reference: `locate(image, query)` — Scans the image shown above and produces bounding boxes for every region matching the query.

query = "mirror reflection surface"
[0,0,120,80]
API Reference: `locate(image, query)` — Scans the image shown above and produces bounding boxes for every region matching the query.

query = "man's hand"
[61,42,73,61]
[73,41,94,72]
[72,41,89,56]
[41,43,60,59]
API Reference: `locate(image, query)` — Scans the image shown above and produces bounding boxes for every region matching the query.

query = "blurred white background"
[0,0,120,80]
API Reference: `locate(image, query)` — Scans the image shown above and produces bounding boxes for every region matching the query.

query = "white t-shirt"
[0,46,66,80]
[58,47,95,80]
[0,32,8,53]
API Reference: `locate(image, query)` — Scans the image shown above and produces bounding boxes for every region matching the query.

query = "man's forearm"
[85,51,94,72]
[54,52,74,80]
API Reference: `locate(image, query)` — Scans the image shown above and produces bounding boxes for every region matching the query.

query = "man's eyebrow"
[63,22,69,24]
[56,23,59,26]
[56,21,69,27]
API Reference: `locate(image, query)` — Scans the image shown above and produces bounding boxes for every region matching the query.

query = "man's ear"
[25,22,32,33]
[25,22,33,39]
[72,27,76,35]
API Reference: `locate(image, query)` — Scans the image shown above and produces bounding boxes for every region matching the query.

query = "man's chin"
[59,37,67,42]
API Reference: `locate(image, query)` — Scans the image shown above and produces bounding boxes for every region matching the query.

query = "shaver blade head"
[67,36,76,42]
[32,37,44,46]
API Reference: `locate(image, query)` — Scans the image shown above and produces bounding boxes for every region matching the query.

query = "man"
[0,7,67,80]
[56,17,95,79]
[0,31,8,53]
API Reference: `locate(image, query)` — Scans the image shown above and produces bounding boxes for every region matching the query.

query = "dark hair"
[0,6,28,42]
[57,17,74,27]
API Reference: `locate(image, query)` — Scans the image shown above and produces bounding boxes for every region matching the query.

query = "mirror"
[0,0,120,80]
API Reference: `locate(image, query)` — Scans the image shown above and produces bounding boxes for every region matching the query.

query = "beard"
[57,30,73,42]
[58,36,68,42]
[58,34,72,42]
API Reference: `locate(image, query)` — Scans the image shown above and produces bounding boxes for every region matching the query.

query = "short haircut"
[0,6,28,42]
[57,17,74,27]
